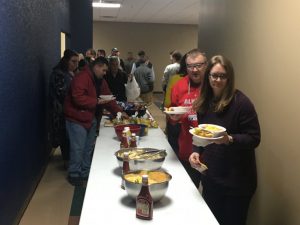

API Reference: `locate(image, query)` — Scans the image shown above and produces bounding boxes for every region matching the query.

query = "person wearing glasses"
[167,48,207,188]
[189,55,261,225]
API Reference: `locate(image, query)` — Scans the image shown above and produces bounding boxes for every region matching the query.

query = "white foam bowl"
[198,124,226,137]
[99,95,115,100]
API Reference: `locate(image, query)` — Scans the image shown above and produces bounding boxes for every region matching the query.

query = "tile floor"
[19,93,165,225]
[19,150,74,225]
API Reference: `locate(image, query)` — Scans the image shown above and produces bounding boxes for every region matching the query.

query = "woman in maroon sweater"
[190,55,261,225]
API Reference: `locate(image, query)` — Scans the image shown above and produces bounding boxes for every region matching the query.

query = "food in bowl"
[124,170,171,185]
[165,107,175,112]
[117,149,165,160]
[115,148,167,171]
[193,127,214,138]
[114,124,141,141]
[121,102,147,117]
[123,170,172,202]
[198,124,226,137]
[164,106,190,114]
[136,124,148,136]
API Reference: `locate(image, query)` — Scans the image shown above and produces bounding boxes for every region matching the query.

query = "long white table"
[79,119,219,225]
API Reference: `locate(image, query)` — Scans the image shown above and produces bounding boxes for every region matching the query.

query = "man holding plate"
[64,57,127,186]
[167,48,207,188]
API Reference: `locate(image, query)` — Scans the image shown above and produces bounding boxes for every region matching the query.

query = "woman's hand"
[213,132,233,145]
[121,111,129,119]
[189,152,201,168]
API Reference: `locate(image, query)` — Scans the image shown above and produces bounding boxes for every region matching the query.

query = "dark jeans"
[180,160,201,188]
[166,122,181,156]
[202,185,252,225]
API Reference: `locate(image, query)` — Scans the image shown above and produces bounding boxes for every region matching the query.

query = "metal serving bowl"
[115,148,167,171]
[123,170,172,202]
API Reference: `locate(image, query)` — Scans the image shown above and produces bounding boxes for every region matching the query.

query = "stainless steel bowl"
[115,148,167,171]
[123,170,172,202]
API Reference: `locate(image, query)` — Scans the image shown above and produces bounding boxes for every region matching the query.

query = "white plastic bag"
[125,76,140,101]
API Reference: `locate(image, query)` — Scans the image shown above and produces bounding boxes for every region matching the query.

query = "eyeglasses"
[187,62,207,70]
[209,73,228,80]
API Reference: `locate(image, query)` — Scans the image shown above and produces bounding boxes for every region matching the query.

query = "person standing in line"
[85,48,96,63]
[133,57,154,105]
[97,49,106,58]
[168,49,207,188]
[49,49,79,169]
[131,50,156,81]
[105,56,128,102]
[163,53,187,108]
[64,57,127,186]
[162,50,182,93]
[189,55,261,225]
[108,47,125,71]
[124,51,136,75]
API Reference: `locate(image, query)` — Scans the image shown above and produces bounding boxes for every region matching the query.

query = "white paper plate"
[164,110,186,115]
[99,95,116,100]
[164,106,191,115]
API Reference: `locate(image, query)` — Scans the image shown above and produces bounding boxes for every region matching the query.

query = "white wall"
[93,21,198,92]
[198,0,300,224]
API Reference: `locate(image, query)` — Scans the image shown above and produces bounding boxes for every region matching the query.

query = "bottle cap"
[142,174,148,184]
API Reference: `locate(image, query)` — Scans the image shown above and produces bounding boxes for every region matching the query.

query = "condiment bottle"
[121,152,130,189]
[116,112,122,125]
[120,129,129,148]
[130,133,137,147]
[124,126,132,137]
[136,175,153,220]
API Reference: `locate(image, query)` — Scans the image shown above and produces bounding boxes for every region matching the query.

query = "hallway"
[19,94,165,225]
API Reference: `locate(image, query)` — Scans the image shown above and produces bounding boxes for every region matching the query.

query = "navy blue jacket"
[195,90,261,196]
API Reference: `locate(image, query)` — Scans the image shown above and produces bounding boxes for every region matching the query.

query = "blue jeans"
[66,119,97,178]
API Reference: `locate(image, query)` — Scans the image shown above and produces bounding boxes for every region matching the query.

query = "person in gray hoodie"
[133,58,154,105]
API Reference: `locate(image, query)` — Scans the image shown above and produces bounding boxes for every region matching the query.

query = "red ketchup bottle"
[120,129,129,148]
[121,152,130,189]
[129,133,137,148]
[136,175,153,220]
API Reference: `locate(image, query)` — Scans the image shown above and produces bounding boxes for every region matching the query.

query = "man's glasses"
[209,73,228,80]
[187,62,207,70]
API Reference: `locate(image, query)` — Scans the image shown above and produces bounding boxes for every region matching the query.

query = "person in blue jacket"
[189,55,261,225]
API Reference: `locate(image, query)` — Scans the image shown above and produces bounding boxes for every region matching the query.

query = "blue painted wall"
[0,1,92,224]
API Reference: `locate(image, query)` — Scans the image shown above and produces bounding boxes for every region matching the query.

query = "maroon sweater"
[194,90,261,195]
[64,67,122,129]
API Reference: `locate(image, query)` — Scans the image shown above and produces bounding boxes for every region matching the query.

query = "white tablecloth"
[79,119,219,225]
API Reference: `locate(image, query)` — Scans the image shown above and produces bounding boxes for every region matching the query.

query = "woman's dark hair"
[193,55,235,113]
[55,49,78,71]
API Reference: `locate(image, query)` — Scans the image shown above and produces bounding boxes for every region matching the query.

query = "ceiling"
[93,0,200,25]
